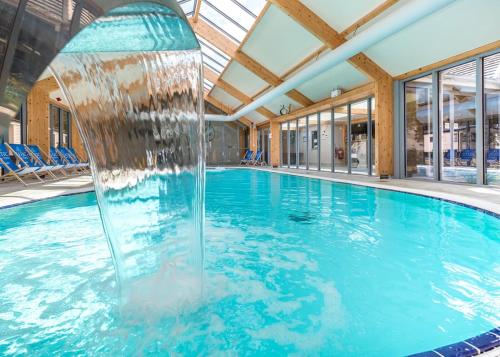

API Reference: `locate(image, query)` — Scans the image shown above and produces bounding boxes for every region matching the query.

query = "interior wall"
[26,77,87,162]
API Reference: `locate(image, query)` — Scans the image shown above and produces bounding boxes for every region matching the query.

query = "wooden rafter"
[191,16,313,112]
[269,0,391,81]
[217,79,274,119]
[204,95,233,114]
[192,0,202,23]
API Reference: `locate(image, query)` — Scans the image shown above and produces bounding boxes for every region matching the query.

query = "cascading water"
[49,3,205,314]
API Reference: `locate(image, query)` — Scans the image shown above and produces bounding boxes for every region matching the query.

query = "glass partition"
[334,106,349,173]
[484,53,500,185]
[308,115,319,170]
[405,75,433,179]
[439,61,477,183]
[281,122,288,167]
[298,117,307,169]
[289,120,297,167]
[371,98,376,174]
[350,100,369,174]
[319,111,333,171]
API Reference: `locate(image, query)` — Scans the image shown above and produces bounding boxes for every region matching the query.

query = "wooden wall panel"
[270,121,280,167]
[27,77,88,162]
[374,76,393,176]
[27,83,50,158]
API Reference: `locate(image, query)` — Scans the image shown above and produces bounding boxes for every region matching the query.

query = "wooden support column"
[27,82,51,157]
[249,124,258,153]
[374,75,393,176]
[270,120,280,167]
[71,119,87,161]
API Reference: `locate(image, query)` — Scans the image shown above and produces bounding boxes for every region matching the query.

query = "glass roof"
[177,0,197,17]
[176,0,268,98]
[177,0,266,43]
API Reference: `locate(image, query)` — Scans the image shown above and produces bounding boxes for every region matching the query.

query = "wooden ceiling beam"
[204,95,234,115]
[190,18,238,57]
[192,0,202,23]
[217,79,274,119]
[203,66,219,85]
[191,18,313,109]
[269,0,391,81]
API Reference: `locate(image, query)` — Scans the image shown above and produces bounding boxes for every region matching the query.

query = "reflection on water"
[50,49,205,312]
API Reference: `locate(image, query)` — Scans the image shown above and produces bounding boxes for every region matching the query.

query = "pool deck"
[251,167,500,216]
[1,169,500,216]
[0,175,94,209]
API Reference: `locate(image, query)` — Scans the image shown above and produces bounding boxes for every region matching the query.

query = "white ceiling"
[242,4,324,77]
[211,87,242,109]
[296,62,370,102]
[221,61,269,98]
[245,110,267,123]
[261,93,301,116]
[364,0,500,77]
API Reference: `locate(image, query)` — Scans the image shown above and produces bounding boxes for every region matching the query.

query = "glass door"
[334,106,348,173]
[298,117,307,169]
[319,111,332,171]
[350,100,369,175]
[439,61,477,184]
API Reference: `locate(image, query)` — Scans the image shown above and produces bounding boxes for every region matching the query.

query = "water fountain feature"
[48,3,205,313]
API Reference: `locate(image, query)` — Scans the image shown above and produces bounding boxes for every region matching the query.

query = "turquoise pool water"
[0,169,498,355]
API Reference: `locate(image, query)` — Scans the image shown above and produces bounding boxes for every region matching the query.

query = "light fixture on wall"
[279,104,292,115]
[331,87,343,98]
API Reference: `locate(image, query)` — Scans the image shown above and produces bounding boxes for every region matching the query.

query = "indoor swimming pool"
[0,169,498,356]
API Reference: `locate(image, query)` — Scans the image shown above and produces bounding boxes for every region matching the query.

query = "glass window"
[439,61,477,183]
[203,55,225,74]
[319,111,332,171]
[405,75,433,179]
[289,120,297,167]
[262,128,270,164]
[232,0,267,16]
[200,1,247,42]
[298,117,307,169]
[371,98,376,175]
[206,0,255,30]
[281,122,288,167]
[484,52,500,186]
[50,105,71,148]
[308,115,319,169]
[334,106,348,173]
[50,105,60,147]
[199,38,229,67]
[178,0,196,16]
[8,121,21,144]
[351,100,369,175]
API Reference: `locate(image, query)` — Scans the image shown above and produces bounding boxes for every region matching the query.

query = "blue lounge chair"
[7,143,58,180]
[250,150,265,166]
[26,144,67,177]
[49,147,79,174]
[459,149,475,166]
[486,149,500,167]
[240,150,254,165]
[58,147,89,172]
[67,147,90,171]
[0,144,43,185]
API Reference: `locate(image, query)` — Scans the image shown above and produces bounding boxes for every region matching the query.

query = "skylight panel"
[177,0,195,16]
[197,35,230,61]
[200,1,247,42]
[200,41,229,68]
[232,0,267,16]
[208,0,255,30]
[203,55,225,73]
[204,79,214,88]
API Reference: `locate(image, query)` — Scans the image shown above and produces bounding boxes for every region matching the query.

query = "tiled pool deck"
[0,169,499,356]
[0,175,93,208]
